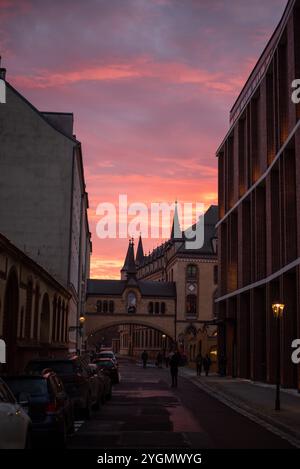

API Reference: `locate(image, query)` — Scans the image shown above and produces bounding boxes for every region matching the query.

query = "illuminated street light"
[79,315,86,325]
[272,301,285,411]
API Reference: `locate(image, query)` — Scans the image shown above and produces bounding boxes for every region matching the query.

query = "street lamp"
[162,334,167,361]
[79,315,86,326]
[272,302,285,411]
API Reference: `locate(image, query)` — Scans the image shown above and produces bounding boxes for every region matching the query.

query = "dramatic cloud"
[0,0,288,278]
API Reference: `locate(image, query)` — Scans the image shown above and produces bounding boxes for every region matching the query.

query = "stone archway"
[3,268,19,374]
[40,293,50,344]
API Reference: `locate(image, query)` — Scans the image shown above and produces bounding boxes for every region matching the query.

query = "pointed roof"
[136,235,144,265]
[171,201,182,240]
[121,238,136,276]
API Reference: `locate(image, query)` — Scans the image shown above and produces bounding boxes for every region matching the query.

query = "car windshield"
[5,378,48,397]
[99,353,114,358]
[28,361,74,375]
[96,361,114,368]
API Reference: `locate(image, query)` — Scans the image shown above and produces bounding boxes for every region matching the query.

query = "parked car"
[97,350,118,366]
[0,377,32,449]
[88,364,112,401]
[26,356,100,418]
[93,358,120,384]
[4,370,74,447]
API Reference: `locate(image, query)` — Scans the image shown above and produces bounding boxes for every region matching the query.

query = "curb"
[181,369,300,449]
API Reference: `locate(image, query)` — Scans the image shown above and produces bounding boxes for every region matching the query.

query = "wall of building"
[0,81,91,353]
[0,84,74,287]
[217,0,300,389]
[0,237,70,374]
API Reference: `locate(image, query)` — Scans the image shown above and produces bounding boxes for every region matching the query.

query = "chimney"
[0,57,6,80]
[0,69,6,80]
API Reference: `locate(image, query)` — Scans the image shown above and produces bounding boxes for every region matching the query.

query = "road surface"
[68,358,293,449]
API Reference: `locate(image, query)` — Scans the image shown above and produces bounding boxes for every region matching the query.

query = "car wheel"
[56,420,67,448]
[68,416,75,434]
[93,393,101,410]
[25,429,32,449]
[106,385,112,400]
[84,394,92,419]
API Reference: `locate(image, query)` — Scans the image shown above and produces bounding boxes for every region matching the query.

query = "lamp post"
[162,334,166,352]
[272,302,285,411]
[69,315,86,355]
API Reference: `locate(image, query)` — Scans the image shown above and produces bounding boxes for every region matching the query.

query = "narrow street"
[68,358,294,449]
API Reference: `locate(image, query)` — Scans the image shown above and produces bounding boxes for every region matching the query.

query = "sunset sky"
[0,0,287,279]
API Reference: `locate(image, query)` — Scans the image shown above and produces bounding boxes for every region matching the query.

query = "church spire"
[136,235,144,267]
[171,201,182,240]
[121,238,136,280]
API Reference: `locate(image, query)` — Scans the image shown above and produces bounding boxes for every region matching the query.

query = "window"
[186,295,197,317]
[25,280,33,339]
[103,301,108,313]
[213,265,218,285]
[127,292,137,314]
[161,302,166,314]
[155,302,160,314]
[148,302,154,314]
[96,300,102,313]
[187,264,198,280]
[52,297,57,342]
[109,300,114,313]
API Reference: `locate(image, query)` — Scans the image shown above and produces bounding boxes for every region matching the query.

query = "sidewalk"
[180,367,300,448]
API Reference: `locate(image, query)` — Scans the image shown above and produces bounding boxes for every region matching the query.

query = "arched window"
[56,298,61,342]
[160,302,166,314]
[127,292,137,314]
[187,264,198,280]
[155,302,160,314]
[33,284,40,339]
[109,300,114,313]
[96,300,102,313]
[213,265,218,285]
[186,295,197,317]
[148,302,154,314]
[103,301,108,313]
[61,301,65,342]
[64,306,69,343]
[40,294,50,343]
[52,296,57,342]
[25,280,33,339]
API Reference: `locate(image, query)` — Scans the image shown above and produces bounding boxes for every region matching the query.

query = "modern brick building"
[216,0,300,389]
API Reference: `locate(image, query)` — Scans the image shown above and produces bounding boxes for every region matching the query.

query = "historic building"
[216,0,300,389]
[85,239,177,346]
[0,233,70,374]
[0,62,91,352]
[118,324,172,360]
[128,205,218,366]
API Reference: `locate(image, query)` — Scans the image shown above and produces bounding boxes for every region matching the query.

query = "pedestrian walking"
[156,351,163,368]
[165,353,170,368]
[195,352,203,377]
[219,354,227,377]
[203,353,212,377]
[170,351,180,387]
[141,350,148,369]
